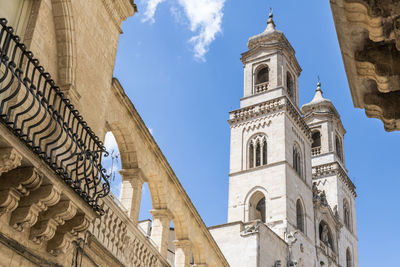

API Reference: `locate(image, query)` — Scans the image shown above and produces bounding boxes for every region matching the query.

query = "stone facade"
[0,1,228,266]
[330,0,400,131]
[210,12,359,267]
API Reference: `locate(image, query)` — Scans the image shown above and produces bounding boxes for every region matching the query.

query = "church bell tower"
[227,11,314,241]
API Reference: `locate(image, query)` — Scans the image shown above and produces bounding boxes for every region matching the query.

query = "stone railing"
[89,194,170,267]
[254,81,269,94]
[229,96,311,141]
[311,147,321,156]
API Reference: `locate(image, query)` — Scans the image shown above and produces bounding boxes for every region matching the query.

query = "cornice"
[101,0,136,33]
[229,96,311,141]
[312,162,356,197]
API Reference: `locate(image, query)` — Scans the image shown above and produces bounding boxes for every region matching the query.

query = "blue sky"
[102,1,400,266]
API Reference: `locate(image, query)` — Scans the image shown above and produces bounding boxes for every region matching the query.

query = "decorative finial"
[266,7,276,32]
[316,76,322,92]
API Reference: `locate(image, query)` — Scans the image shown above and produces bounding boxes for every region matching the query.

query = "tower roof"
[301,81,340,118]
[247,9,288,50]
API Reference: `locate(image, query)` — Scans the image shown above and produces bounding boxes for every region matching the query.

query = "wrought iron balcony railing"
[0,18,110,214]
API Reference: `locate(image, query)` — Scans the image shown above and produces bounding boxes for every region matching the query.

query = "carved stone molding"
[0,167,43,215]
[47,213,90,255]
[0,148,22,176]
[30,200,78,244]
[10,184,61,231]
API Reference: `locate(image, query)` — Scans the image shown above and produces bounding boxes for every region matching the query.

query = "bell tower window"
[293,144,302,178]
[254,66,269,94]
[248,134,267,169]
[286,71,294,98]
[335,135,344,162]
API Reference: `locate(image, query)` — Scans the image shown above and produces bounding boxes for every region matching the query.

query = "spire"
[265,8,276,33]
[311,80,325,103]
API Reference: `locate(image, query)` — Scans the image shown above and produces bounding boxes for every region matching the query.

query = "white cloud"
[142,0,166,23]
[141,0,226,61]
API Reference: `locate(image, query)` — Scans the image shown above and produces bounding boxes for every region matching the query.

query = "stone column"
[192,264,208,267]
[119,168,144,222]
[173,239,192,267]
[150,209,172,257]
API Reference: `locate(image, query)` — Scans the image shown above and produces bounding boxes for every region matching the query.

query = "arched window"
[249,143,254,168]
[248,134,267,169]
[335,136,343,162]
[293,144,302,178]
[319,221,334,252]
[296,199,305,233]
[256,67,269,85]
[346,248,352,267]
[262,139,267,165]
[344,200,351,231]
[287,71,294,98]
[248,191,266,223]
[312,131,321,148]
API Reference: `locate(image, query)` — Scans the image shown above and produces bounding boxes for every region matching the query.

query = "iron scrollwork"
[0,18,110,215]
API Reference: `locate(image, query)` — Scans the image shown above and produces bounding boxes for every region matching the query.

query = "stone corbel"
[0,148,22,176]
[47,213,91,255]
[9,184,61,231]
[0,167,43,215]
[29,200,77,244]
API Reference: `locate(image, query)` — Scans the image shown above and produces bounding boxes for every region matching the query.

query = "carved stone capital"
[0,148,22,176]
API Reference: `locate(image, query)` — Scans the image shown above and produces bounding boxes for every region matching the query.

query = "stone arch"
[296,198,306,233]
[346,247,353,267]
[244,186,269,222]
[191,240,206,265]
[254,63,270,84]
[246,133,268,169]
[51,0,76,99]
[170,206,189,241]
[318,220,335,252]
[106,123,138,170]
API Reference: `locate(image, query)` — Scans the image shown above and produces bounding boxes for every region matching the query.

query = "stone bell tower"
[301,83,359,267]
[226,11,314,244]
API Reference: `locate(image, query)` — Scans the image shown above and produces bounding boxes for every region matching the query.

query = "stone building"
[0,0,229,266]
[330,0,400,131]
[0,1,360,267]
[209,12,359,267]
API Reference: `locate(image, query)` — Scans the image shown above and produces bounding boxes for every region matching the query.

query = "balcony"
[0,18,110,214]
[311,146,321,156]
[254,81,269,94]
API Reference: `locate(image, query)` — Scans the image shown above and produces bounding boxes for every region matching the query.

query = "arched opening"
[138,182,153,222]
[248,134,267,169]
[256,67,269,84]
[249,143,254,168]
[319,221,334,251]
[293,144,302,178]
[346,248,352,267]
[344,200,351,231]
[102,132,122,197]
[262,139,267,165]
[312,131,321,148]
[296,199,305,233]
[286,71,294,98]
[248,191,266,223]
[335,135,343,162]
